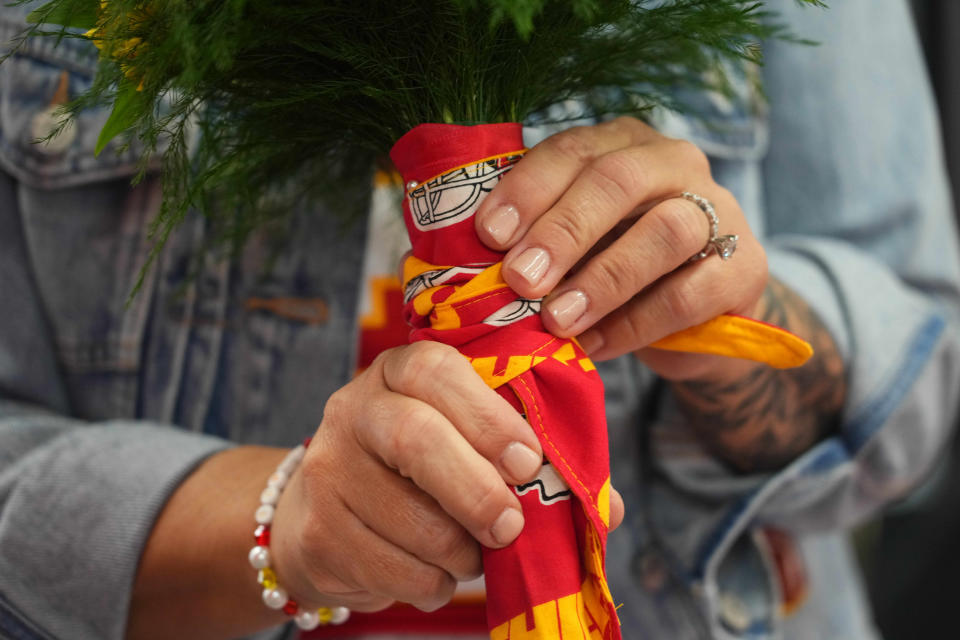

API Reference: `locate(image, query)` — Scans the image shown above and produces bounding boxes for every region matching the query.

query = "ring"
[682,191,738,262]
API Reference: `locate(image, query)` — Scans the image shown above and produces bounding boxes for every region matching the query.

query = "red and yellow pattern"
[383,122,812,640]
[392,123,621,639]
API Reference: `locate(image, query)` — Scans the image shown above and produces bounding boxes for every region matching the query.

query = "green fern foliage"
[9,0,825,286]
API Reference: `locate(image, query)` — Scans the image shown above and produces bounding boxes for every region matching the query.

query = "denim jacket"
[2,1,959,639]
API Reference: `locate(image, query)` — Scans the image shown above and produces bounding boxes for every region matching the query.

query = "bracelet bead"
[267,470,289,490]
[254,504,275,526]
[248,546,270,570]
[263,587,289,610]
[329,606,351,625]
[295,609,321,631]
[260,486,281,505]
[248,439,350,630]
[258,568,277,590]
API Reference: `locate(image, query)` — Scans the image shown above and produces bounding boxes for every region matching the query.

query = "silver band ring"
[682,191,739,262]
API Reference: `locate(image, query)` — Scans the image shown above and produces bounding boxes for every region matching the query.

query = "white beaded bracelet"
[248,438,350,630]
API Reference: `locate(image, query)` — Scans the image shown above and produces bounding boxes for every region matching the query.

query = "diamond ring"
[682,191,738,262]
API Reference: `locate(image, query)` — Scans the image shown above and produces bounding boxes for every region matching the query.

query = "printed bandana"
[351,122,813,640]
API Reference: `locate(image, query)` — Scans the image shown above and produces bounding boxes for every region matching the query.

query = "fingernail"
[482,204,519,246]
[491,508,524,546]
[546,290,588,332]
[500,442,542,482]
[578,330,604,356]
[510,247,549,286]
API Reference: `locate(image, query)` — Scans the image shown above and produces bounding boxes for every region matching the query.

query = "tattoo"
[671,279,847,473]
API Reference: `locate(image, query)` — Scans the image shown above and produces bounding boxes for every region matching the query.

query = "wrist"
[127,446,291,640]
[247,439,350,630]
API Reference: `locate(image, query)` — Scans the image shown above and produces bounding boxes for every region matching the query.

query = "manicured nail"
[482,204,519,246]
[491,508,524,546]
[547,290,588,332]
[577,330,604,356]
[500,442,542,482]
[510,247,549,286]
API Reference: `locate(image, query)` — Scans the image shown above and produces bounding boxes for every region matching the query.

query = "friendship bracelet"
[248,438,350,631]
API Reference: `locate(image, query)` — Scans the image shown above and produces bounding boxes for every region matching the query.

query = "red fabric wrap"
[390,123,525,267]
[390,123,620,639]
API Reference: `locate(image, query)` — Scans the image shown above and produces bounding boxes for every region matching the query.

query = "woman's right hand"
[127,340,625,639]
[270,341,547,612]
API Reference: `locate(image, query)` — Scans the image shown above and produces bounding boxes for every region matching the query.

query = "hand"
[270,341,625,613]
[475,116,768,381]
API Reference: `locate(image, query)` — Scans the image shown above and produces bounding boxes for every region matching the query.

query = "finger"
[344,386,527,549]
[306,502,458,612]
[474,117,658,250]
[498,138,710,300]
[577,236,767,362]
[609,487,625,532]
[270,466,400,613]
[342,454,482,581]
[381,342,543,485]
[539,195,711,338]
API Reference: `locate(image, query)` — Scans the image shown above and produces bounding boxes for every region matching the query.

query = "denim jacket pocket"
[16,176,162,421]
[0,7,151,189]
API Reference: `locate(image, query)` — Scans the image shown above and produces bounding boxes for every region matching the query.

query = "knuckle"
[673,138,711,175]
[541,206,589,250]
[385,405,434,467]
[741,244,769,304]
[712,185,736,208]
[546,126,597,165]
[321,388,352,430]
[348,392,396,451]
[660,279,700,322]
[369,346,399,368]
[587,151,643,205]
[590,254,634,298]
[391,342,458,394]
[463,474,509,532]
[408,567,456,610]
[606,115,640,135]
[358,549,408,597]
[433,527,474,569]
[463,401,526,454]
[655,200,708,260]
[603,115,652,143]
[617,305,650,348]
[469,416,515,458]
[506,161,557,203]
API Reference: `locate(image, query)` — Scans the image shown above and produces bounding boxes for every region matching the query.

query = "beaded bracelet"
[247,439,350,631]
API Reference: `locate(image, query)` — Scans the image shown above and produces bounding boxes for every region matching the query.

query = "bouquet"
[10,0,822,283]
[9,1,821,638]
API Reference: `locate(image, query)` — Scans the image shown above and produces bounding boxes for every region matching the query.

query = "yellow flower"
[85,1,151,90]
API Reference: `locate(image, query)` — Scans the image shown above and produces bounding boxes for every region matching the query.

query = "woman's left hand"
[475,116,768,381]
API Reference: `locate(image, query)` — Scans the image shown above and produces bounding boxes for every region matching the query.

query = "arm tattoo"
[671,279,847,473]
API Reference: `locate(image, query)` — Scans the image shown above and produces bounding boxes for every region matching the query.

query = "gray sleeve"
[0,404,228,640]
[0,170,229,640]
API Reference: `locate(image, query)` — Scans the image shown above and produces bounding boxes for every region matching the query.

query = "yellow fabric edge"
[402,255,452,285]
[651,314,813,369]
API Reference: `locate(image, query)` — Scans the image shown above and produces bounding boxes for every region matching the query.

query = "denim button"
[719,590,750,634]
[29,105,77,156]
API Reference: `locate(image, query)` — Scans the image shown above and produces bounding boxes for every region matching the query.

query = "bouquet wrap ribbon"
[390,123,812,640]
